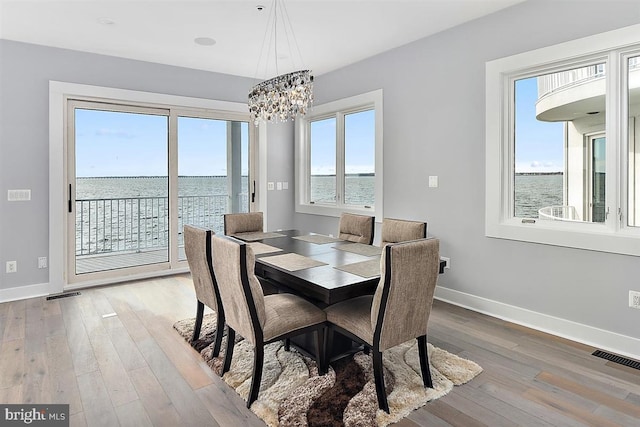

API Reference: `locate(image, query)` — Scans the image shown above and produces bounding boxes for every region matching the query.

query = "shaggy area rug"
[174,314,482,427]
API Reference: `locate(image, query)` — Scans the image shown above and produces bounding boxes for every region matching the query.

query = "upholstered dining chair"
[380,217,427,247]
[223,211,264,235]
[324,238,440,413]
[338,212,375,244]
[183,225,225,357]
[211,235,327,408]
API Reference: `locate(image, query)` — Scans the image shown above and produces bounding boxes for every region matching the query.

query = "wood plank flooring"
[1,274,638,426]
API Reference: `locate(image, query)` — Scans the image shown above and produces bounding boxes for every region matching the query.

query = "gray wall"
[0,40,253,291]
[265,122,296,231]
[2,1,640,351]
[294,1,640,342]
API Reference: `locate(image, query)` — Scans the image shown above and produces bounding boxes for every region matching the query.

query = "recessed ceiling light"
[97,17,116,26]
[256,5,266,11]
[194,37,217,46]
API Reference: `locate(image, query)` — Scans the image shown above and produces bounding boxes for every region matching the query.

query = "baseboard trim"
[1,267,190,303]
[0,282,54,303]
[435,286,640,360]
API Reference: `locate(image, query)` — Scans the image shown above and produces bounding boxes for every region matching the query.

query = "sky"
[75,109,248,177]
[514,77,564,173]
[310,109,375,175]
[76,107,375,178]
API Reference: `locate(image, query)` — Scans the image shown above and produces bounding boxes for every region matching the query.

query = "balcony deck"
[76,247,186,274]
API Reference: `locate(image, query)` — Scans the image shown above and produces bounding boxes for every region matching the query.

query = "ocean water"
[514,174,563,218]
[310,175,375,205]
[75,175,559,255]
[76,176,247,199]
[75,177,248,255]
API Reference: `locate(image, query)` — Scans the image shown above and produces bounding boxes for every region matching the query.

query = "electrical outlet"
[630,290,640,309]
[6,261,17,273]
[441,256,450,269]
[38,257,48,269]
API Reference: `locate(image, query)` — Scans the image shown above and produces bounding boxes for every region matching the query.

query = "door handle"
[251,180,256,203]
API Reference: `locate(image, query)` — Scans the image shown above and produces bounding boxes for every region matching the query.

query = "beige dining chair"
[223,211,264,235]
[380,217,427,247]
[324,238,440,413]
[338,212,375,244]
[211,235,328,407]
[183,225,225,357]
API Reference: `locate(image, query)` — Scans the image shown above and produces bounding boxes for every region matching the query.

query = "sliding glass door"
[67,100,251,282]
[177,116,250,261]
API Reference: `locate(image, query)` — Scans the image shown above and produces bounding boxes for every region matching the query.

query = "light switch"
[282,182,289,190]
[276,182,283,190]
[8,189,31,201]
[428,176,438,188]
[267,182,275,190]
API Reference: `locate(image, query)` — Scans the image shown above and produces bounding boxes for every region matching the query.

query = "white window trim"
[486,23,640,257]
[295,89,383,220]
[49,81,257,293]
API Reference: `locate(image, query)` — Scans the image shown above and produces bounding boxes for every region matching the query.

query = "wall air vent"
[592,350,640,371]
[46,291,81,300]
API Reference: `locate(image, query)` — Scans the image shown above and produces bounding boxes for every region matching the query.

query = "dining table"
[229,229,446,360]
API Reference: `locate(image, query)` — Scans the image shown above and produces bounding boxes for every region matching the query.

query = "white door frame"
[49,81,252,292]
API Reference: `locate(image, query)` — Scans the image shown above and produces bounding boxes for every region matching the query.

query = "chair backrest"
[338,213,374,244]
[183,225,220,311]
[370,238,439,351]
[380,218,427,247]
[211,235,266,345]
[224,212,264,235]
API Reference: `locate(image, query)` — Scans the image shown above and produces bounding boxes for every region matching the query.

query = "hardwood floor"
[1,274,638,426]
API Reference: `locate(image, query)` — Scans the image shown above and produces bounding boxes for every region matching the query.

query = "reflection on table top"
[250,230,381,305]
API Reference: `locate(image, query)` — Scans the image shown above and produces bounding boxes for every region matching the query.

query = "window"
[486,23,640,256]
[296,90,383,219]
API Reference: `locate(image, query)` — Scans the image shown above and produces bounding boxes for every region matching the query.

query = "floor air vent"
[592,349,640,370]
[46,291,81,301]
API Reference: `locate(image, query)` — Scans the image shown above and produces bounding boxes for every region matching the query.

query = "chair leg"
[284,338,290,351]
[315,326,326,375]
[247,344,264,408]
[191,301,205,343]
[417,335,433,388]
[372,349,389,413]
[222,327,235,375]
[211,311,225,357]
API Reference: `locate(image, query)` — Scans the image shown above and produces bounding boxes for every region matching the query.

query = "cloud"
[515,161,562,173]
[345,164,374,174]
[311,166,336,175]
[95,128,136,139]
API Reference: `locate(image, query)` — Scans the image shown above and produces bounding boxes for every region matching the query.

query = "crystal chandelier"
[248,1,313,125]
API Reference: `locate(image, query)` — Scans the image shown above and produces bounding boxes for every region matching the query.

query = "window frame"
[486,23,640,256]
[295,89,383,220]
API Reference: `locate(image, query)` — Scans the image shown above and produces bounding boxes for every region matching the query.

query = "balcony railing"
[75,194,248,256]
[538,205,581,222]
[537,58,640,100]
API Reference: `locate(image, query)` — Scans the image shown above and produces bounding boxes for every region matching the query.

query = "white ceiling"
[0,0,523,79]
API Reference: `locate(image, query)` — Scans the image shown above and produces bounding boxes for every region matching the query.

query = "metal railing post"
[137,198,141,253]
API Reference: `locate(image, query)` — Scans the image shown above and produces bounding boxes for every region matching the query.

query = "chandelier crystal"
[248,0,313,126]
[248,69,313,126]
